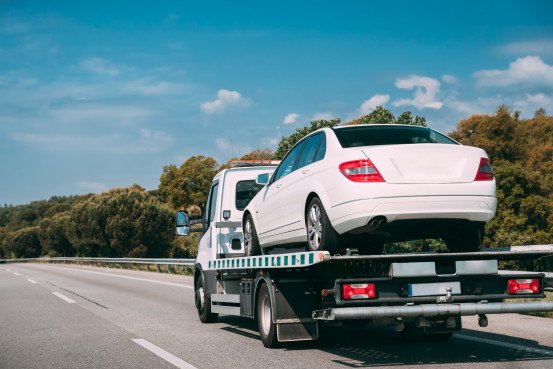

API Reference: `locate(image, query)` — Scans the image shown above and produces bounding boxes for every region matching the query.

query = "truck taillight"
[342,283,376,300]
[475,157,494,181]
[339,160,385,182]
[507,279,540,294]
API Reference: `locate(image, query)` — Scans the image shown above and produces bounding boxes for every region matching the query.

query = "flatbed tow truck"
[176,162,553,348]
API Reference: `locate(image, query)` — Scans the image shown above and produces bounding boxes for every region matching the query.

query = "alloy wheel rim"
[244,220,252,255]
[307,204,322,250]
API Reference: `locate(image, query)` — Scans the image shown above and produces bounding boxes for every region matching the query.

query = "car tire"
[257,283,279,348]
[195,273,218,323]
[306,197,340,254]
[244,214,261,256]
[444,223,484,253]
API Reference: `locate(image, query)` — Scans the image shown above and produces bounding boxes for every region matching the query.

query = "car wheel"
[244,214,261,256]
[306,197,340,254]
[195,273,218,323]
[444,224,484,253]
[257,283,279,348]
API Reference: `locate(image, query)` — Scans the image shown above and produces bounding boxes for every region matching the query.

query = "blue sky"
[1,1,552,205]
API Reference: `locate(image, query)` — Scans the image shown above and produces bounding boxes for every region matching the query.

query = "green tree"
[4,227,41,258]
[67,185,175,257]
[38,212,74,257]
[273,119,341,160]
[158,155,219,210]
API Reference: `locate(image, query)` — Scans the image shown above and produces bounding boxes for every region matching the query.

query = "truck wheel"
[444,224,484,253]
[257,283,278,348]
[306,197,340,254]
[244,214,261,256]
[195,273,218,323]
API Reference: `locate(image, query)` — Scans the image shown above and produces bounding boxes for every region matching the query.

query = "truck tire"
[244,214,261,256]
[306,197,340,254]
[444,223,484,253]
[195,273,218,323]
[257,283,279,348]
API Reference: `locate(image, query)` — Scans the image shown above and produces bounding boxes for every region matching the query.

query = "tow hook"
[436,287,453,303]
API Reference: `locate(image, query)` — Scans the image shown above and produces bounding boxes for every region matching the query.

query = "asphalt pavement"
[1,263,552,369]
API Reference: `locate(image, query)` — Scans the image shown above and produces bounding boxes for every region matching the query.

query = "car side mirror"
[176,211,190,236]
[256,173,270,185]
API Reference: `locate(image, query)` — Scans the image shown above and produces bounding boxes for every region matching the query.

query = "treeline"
[1,106,551,270]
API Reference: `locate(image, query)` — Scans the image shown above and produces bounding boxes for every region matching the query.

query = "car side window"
[297,133,323,169]
[273,140,307,182]
[313,133,326,162]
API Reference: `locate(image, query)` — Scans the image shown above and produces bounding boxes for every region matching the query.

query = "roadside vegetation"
[1,106,551,272]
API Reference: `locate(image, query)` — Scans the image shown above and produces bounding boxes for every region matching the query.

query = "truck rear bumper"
[312,301,553,321]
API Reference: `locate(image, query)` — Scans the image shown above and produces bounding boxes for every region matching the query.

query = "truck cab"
[179,163,277,267]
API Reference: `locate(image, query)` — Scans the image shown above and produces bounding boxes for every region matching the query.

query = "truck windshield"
[333,125,457,148]
[236,180,264,211]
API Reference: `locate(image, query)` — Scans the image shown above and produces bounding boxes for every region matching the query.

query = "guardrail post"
[156,264,160,273]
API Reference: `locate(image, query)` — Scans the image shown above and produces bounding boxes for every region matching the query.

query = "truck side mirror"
[256,173,270,185]
[176,211,190,236]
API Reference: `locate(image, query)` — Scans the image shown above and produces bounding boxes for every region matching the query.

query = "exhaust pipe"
[368,216,387,228]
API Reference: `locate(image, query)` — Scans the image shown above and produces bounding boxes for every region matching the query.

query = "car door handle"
[276,183,282,189]
[302,169,310,174]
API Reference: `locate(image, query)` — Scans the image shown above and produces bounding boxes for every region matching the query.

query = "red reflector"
[339,160,385,182]
[342,283,376,300]
[507,279,541,294]
[475,157,494,181]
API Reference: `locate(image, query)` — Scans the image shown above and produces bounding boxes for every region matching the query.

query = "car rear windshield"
[333,125,457,148]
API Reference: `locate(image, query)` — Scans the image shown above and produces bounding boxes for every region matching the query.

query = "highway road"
[1,263,552,369]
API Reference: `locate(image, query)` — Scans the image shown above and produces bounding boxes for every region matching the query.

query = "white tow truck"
[176,162,553,348]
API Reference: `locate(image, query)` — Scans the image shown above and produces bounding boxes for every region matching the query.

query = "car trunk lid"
[359,144,485,184]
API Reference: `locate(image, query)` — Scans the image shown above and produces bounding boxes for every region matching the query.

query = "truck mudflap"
[312,301,553,321]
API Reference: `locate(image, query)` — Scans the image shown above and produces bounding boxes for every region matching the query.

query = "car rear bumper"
[328,195,497,234]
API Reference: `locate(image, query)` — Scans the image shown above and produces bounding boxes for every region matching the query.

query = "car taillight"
[339,160,385,182]
[507,279,541,294]
[475,157,494,181]
[342,283,376,300]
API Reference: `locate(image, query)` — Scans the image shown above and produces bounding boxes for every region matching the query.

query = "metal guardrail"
[0,257,195,270]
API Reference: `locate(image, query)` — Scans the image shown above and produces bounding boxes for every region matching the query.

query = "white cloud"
[122,78,187,96]
[501,39,553,57]
[80,58,121,76]
[393,75,443,109]
[359,94,390,115]
[441,74,458,84]
[311,112,336,121]
[77,181,108,193]
[474,56,553,88]
[11,129,173,153]
[513,93,553,116]
[215,138,232,151]
[200,89,250,114]
[262,136,279,148]
[283,113,300,125]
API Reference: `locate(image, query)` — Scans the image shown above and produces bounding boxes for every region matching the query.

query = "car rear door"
[281,133,326,241]
[256,140,307,246]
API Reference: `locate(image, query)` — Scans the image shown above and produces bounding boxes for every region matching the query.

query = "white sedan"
[242,124,496,255]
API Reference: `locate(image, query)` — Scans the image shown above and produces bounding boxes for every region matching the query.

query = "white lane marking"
[29,265,193,289]
[52,292,76,304]
[456,333,553,356]
[13,272,21,276]
[27,279,38,284]
[132,339,198,369]
[6,269,11,271]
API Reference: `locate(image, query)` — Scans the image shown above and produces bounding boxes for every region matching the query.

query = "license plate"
[408,282,461,297]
